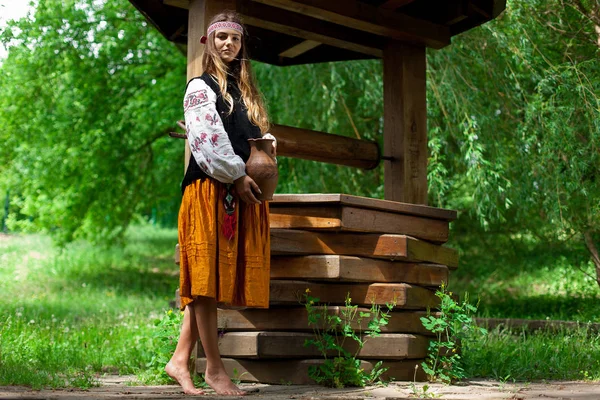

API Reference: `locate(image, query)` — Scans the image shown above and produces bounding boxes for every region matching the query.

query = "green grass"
[464,326,600,381]
[450,229,600,381]
[0,225,180,388]
[451,231,600,322]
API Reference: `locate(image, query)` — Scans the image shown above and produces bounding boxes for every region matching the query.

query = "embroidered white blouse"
[183,78,276,184]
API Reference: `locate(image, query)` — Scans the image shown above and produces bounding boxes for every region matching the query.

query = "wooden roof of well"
[129,0,505,65]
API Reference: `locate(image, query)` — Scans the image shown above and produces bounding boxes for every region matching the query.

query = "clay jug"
[246,138,278,201]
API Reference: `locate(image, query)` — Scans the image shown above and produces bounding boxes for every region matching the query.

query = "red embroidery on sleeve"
[210,133,219,147]
[184,89,209,112]
[205,113,218,125]
[191,137,202,153]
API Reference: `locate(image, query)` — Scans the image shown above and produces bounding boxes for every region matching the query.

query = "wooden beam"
[185,0,236,172]
[216,307,437,334]
[271,124,380,169]
[383,41,428,204]
[172,122,381,169]
[379,0,416,10]
[196,358,427,384]
[251,0,451,49]
[270,229,459,267]
[238,0,383,57]
[492,0,507,18]
[269,193,457,221]
[205,332,429,359]
[269,205,449,243]
[269,280,439,308]
[278,39,321,58]
[163,0,190,9]
[270,255,449,286]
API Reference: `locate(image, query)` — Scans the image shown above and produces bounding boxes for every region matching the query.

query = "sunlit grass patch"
[451,231,600,322]
[464,325,600,381]
[0,224,179,388]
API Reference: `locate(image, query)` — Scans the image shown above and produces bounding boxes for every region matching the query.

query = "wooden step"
[271,229,459,268]
[199,332,429,359]
[217,307,436,335]
[270,205,449,243]
[271,255,448,285]
[269,280,438,309]
[195,358,428,384]
[270,194,457,221]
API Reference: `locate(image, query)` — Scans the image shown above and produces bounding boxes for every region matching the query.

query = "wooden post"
[185,0,236,171]
[383,41,427,205]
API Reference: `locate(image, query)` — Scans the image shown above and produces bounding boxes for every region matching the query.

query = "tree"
[0,0,186,243]
[424,0,600,285]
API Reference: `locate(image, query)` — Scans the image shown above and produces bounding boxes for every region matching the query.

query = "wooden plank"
[383,41,428,204]
[270,255,448,286]
[217,307,437,335]
[379,0,416,10]
[206,332,429,359]
[269,206,449,243]
[270,194,457,221]
[238,0,383,57]
[279,39,321,58]
[341,206,448,242]
[196,358,428,383]
[269,280,439,309]
[270,229,459,268]
[407,239,458,270]
[163,0,190,9]
[269,206,342,230]
[271,124,380,169]
[252,0,450,49]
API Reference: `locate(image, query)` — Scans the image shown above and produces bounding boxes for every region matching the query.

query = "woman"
[165,11,274,396]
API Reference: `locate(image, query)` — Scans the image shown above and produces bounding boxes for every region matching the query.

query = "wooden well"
[177,193,457,383]
[131,0,505,384]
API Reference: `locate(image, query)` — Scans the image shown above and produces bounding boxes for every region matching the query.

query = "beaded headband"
[200,21,244,44]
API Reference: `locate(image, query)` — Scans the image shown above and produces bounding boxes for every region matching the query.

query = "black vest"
[181,73,262,193]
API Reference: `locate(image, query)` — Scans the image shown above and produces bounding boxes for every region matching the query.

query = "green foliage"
[0,0,185,244]
[420,284,486,383]
[301,290,393,388]
[137,309,184,384]
[425,0,600,280]
[409,382,441,399]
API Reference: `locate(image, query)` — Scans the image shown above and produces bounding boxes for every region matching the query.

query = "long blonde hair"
[201,11,270,134]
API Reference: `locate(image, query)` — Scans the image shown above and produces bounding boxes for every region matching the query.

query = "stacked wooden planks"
[194,194,458,384]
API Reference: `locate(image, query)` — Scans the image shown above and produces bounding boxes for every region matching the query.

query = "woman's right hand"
[234,175,261,204]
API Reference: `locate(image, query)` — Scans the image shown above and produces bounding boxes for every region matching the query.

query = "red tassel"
[222,212,237,241]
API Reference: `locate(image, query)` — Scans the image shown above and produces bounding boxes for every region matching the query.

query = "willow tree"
[424,0,600,285]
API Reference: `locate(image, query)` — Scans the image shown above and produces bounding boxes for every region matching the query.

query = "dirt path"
[1,376,599,400]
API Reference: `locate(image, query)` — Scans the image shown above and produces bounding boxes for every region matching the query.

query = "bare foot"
[165,360,205,395]
[205,370,247,396]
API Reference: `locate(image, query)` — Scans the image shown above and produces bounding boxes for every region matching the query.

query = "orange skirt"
[178,178,270,309]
